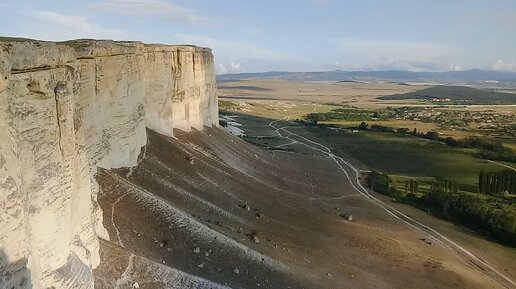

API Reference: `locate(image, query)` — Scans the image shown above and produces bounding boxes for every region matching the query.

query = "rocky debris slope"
[0,38,217,289]
[94,127,510,289]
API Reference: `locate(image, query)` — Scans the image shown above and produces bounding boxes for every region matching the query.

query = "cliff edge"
[0,38,218,289]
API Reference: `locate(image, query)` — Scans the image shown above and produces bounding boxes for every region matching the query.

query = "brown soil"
[218,80,426,106]
[94,127,512,289]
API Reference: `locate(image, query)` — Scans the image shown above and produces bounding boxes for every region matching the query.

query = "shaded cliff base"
[92,127,511,289]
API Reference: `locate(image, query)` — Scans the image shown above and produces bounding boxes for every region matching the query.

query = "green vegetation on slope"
[377,85,516,104]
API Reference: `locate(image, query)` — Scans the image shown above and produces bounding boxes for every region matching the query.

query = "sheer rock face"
[143,45,218,134]
[0,39,218,289]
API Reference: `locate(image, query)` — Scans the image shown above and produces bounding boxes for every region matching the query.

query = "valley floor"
[93,126,515,289]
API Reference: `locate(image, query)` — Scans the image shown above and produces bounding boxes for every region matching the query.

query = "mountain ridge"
[217,69,516,84]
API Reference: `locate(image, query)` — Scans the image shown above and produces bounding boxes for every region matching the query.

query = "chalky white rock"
[0,38,218,289]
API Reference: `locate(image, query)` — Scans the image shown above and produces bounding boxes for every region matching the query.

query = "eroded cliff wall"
[0,39,218,289]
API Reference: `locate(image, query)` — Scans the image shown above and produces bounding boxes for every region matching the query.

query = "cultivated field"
[219,80,516,151]
[219,80,427,107]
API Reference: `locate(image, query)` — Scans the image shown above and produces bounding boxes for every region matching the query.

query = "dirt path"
[488,160,516,171]
[268,118,516,289]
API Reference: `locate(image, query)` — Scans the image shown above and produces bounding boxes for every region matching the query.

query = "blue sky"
[1,0,515,74]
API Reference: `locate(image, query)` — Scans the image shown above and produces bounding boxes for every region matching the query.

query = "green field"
[298,127,509,189]
[227,110,512,190]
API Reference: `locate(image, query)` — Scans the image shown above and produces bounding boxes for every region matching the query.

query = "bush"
[367,171,516,246]
[422,191,516,246]
[367,171,391,195]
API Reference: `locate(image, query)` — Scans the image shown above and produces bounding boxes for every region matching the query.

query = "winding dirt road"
[268,118,516,289]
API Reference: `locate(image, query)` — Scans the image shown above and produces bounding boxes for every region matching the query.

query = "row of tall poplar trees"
[478,169,516,195]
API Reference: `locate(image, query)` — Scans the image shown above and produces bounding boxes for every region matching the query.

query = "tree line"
[366,171,392,195]
[423,186,516,246]
[478,169,516,195]
[350,122,515,163]
[304,108,387,124]
[430,179,459,194]
[366,171,516,246]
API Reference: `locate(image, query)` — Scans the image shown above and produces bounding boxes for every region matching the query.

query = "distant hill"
[217,69,516,85]
[377,85,516,104]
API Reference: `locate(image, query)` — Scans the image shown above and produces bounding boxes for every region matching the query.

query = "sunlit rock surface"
[0,38,218,289]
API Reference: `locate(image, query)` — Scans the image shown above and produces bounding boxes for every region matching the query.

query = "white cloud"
[91,0,214,24]
[335,38,457,61]
[30,11,126,40]
[323,58,464,72]
[172,34,285,60]
[449,64,463,71]
[329,38,460,71]
[229,62,241,70]
[217,64,227,74]
[217,62,242,74]
[491,59,516,72]
[173,34,302,73]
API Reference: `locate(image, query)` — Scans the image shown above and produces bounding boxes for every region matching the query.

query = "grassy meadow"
[298,127,510,189]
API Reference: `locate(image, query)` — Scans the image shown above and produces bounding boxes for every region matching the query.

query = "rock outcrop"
[0,38,218,289]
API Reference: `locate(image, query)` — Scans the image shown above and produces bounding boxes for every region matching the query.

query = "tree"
[478,170,485,194]
[367,171,391,195]
[453,181,459,193]
[444,137,459,147]
[358,122,368,130]
[408,179,419,194]
[480,169,516,195]
[425,131,439,140]
[397,127,410,134]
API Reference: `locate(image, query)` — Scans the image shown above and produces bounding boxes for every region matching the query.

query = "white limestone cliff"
[0,39,218,289]
[143,45,218,135]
